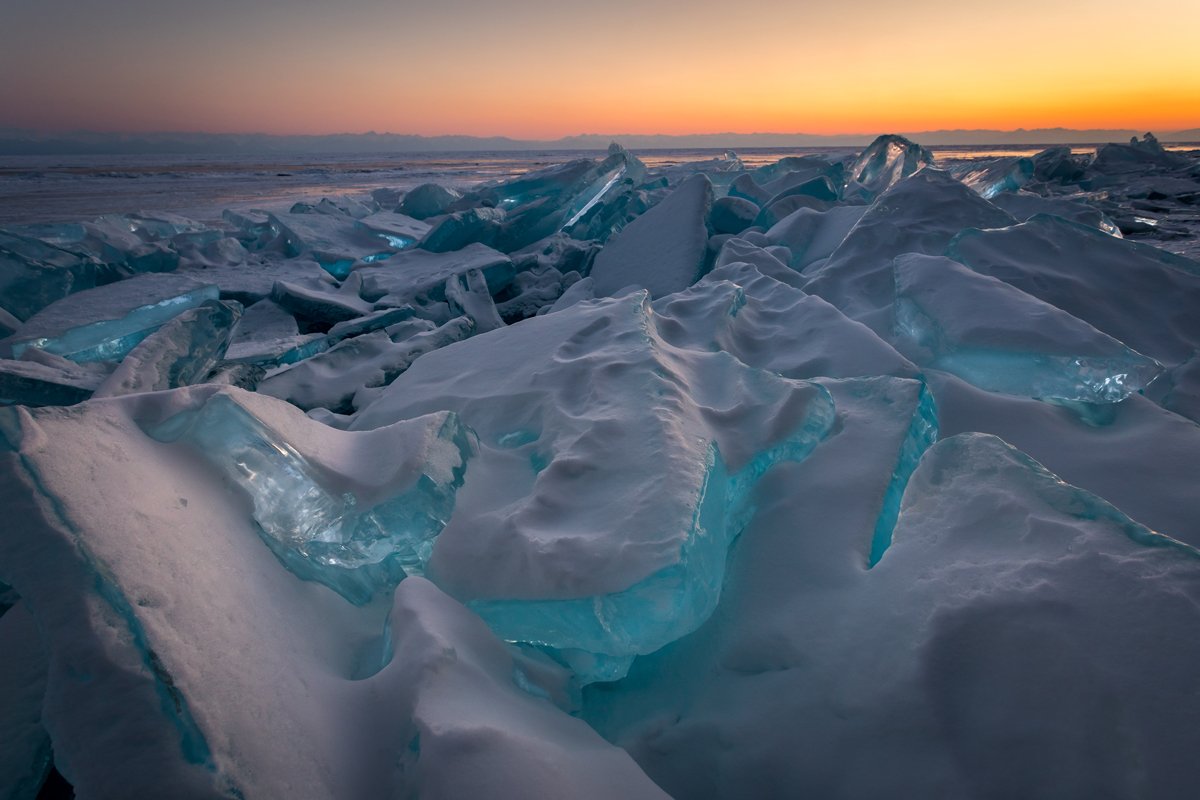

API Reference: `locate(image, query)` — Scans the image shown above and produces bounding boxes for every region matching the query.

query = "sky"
[2,0,1198,138]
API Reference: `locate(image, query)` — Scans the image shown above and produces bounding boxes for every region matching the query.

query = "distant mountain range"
[0,127,1197,155]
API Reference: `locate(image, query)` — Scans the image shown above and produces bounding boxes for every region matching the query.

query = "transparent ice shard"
[354,212,430,251]
[94,300,242,398]
[7,273,220,363]
[893,253,1163,402]
[847,134,934,198]
[953,156,1034,198]
[147,393,474,603]
[265,211,404,278]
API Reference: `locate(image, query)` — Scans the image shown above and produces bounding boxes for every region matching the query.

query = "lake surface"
[5,145,1194,226]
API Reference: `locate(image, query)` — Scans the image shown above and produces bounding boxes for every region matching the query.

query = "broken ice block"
[148,392,475,602]
[0,229,100,322]
[6,273,220,363]
[397,183,462,219]
[590,174,713,299]
[94,300,242,398]
[947,214,1200,365]
[847,134,934,198]
[953,156,1034,198]
[893,253,1162,402]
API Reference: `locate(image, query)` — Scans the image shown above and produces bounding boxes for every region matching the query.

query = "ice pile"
[2,134,1200,798]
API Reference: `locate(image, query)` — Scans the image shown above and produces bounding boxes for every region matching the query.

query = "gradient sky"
[2,0,1198,137]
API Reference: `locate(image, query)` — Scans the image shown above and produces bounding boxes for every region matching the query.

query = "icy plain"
[2,133,1200,798]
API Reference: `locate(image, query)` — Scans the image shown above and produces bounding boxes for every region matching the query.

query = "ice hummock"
[2,135,1200,798]
[351,291,835,680]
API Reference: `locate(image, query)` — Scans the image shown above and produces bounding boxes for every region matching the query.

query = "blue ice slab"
[452,145,647,252]
[94,300,242,397]
[6,273,220,363]
[893,253,1163,402]
[0,229,100,322]
[147,393,474,604]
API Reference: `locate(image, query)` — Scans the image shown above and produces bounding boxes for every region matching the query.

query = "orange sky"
[2,0,1198,137]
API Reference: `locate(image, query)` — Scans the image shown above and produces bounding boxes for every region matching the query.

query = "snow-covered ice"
[2,134,1200,798]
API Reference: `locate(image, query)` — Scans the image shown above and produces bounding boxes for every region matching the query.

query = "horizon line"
[3,125,1200,140]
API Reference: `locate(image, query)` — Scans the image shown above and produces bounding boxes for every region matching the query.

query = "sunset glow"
[3,0,1198,137]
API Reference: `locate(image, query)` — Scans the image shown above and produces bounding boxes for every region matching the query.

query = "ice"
[271,275,373,326]
[987,191,1121,235]
[764,204,868,270]
[354,242,515,311]
[585,431,1200,799]
[590,174,713,299]
[947,214,1200,365]
[263,210,399,278]
[444,146,647,252]
[0,229,100,322]
[257,317,473,413]
[445,268,505,333]
[1143,353,1200,424]
[1031,145,1087,182]
[419,207,506,252]
[711,237,807,288]
[494,264,575,321]
[654,261,918,381]
[708,196,759,235]
[148,389,474,602]
[4,273,220,363]
[94,300,241,398]
[846,133,934,198]
[1093,132,1189,173]
[178,256,335,305]
[802,169,1015,334]
[3,137,1200,797]
[352,211,430,251]
[352,292,835,680]
[927,370,1200,547]
[952,155,1034,198]
[0,350,109,407]
[0,393,663,798]
[224,299,329,367]
[893,253,1162,402]
[325,305,415,342]
[396,182,462,219]
[0,603,50,800]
